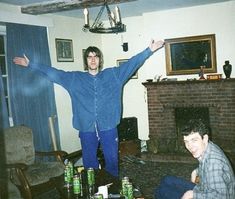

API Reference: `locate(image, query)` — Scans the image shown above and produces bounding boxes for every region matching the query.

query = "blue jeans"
[154,175,195,199]
[79,127,119,177]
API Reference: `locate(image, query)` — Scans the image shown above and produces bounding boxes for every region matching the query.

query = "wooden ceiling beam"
[21,0,137,15]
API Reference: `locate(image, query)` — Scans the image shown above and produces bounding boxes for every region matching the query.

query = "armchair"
[3,125,67,199]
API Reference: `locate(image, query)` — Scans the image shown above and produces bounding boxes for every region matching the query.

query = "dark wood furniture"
[7,150,69,199]
[52,169,145,199]
[52,169,123,199]
[3,126,69,199]
[119,140,140,157]
[118,117,141,158]
[4,125,85,199]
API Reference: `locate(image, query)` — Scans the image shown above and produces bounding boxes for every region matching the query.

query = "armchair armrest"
[35,150,68,156]
[62,149,82,164]
[35,149,83,165]
[35,150,68,163]
[7,163,28,170]
[6,163,31,192]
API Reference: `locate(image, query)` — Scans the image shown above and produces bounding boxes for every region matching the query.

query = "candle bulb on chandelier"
[83,8,89,26]
[115,6,121,23]
[111,12,115,27]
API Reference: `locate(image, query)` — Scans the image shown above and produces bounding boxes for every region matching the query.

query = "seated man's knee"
[161,175,178,185]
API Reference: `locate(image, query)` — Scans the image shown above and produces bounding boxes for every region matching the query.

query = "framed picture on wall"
[117,59,138,79]
[55,38,74,62]
[165,34,217,75]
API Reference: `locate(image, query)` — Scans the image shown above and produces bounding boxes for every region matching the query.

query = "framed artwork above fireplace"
[165,34,217,75]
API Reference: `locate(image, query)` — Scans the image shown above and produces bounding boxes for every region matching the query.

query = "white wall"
[1,1,235,152]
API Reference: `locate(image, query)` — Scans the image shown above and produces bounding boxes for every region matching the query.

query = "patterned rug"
[119,155,197,199]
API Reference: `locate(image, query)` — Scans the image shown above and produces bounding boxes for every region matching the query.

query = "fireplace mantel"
[143,78,235,163]
[143,78,235,86]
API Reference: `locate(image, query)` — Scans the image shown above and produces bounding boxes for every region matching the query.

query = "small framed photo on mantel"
[55,38,74,62]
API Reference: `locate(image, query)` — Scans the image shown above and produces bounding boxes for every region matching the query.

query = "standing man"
[13,39,164,177]
[155,119,235,199]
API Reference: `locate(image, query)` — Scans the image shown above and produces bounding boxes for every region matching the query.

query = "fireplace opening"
[175,107,210,153]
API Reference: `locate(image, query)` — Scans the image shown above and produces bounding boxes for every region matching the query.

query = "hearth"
[143,79,235,164]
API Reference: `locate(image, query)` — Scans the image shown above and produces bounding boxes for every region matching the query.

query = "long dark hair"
[83,46,103,71]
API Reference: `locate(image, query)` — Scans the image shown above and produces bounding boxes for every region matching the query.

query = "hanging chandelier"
[83,1,126,34]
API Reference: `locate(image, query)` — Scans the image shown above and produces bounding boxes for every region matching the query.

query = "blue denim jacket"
[29,47,153,132]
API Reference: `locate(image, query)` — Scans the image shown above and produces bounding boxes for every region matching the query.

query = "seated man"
[154,119,235,199]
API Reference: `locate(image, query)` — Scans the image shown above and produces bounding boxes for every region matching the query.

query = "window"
[0,34,12,120]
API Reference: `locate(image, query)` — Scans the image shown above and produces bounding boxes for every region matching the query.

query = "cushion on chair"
[4,126,35,165]
[12,161,65,186]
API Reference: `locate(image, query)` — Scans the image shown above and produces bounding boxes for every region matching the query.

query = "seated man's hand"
[181,190,193,199]
[191,169,197,183]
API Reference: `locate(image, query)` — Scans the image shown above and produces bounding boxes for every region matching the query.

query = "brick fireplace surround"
[143,79,235,165]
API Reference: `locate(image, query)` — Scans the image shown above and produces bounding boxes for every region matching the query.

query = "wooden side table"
[51,169,122,199]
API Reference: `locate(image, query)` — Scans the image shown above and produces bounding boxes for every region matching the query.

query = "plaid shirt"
[193,141,235,199]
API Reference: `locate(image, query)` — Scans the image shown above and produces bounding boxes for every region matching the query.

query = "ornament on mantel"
[223,60,232,79]
[199,66,206,80]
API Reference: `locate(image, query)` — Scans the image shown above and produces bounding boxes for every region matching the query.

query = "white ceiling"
[0,0,233,18]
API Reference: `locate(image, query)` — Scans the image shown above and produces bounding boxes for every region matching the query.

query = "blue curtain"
[6,23,61,151]
[0,39,9,186]
[0,68,8,193]
[0,68,9,129]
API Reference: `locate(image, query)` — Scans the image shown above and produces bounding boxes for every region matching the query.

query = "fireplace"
[143,79,235,164]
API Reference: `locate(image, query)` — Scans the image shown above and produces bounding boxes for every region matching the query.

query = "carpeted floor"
[119,155,197,199]
[35,154,197,199]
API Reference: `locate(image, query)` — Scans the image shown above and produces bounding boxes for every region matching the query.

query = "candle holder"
[83,1,126,34]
